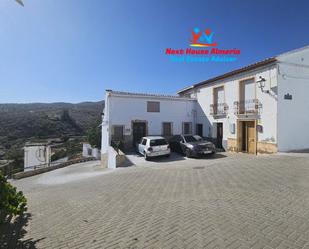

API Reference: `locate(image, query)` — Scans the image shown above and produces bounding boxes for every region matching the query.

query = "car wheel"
[165,154,170,158]
[144,152,149,161]
[185,148,191,158]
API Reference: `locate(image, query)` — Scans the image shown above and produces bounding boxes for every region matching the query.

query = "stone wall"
[13,157,96,180]
[257,142,278,154]
[227,138,238,152]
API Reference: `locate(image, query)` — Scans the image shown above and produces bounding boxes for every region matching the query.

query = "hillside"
[0,101,104,158]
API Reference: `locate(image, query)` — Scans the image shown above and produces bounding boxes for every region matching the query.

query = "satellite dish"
[15,0,24,6]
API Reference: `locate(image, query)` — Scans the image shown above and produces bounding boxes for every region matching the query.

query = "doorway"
[238,121,256,154]
[132,121,147,146]
[216,122,223,149]
[196,124,203,137]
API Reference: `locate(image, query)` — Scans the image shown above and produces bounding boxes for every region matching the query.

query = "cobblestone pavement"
[7,153,309,249]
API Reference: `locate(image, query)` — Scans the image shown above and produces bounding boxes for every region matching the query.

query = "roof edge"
[107,90,196,101]
[177,57,277,94]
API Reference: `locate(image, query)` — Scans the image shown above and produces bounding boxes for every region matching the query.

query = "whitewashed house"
[101,90,197,150]
[178,46,309,154]
[101,91,197,167]
[101,45,309,167]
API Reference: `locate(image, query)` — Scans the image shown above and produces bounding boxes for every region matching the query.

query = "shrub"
[0,173,27,220]
[5,147,23,166]
[87,119,101,149]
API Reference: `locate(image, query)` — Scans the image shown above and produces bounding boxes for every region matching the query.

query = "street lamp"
[256,76,269,93]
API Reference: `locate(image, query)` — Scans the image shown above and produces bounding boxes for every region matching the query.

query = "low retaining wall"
[13,157,96,180]
[102,146,131,169]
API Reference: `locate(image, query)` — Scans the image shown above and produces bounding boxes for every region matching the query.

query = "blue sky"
[0,0,309,103]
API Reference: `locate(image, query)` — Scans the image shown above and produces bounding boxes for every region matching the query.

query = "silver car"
[137,136,171,160]
[169,135,216,158]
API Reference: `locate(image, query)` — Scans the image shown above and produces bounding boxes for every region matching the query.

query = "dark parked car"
[169,135,216,158]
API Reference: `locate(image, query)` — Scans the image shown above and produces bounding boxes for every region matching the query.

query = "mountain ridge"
[0,101,104,159]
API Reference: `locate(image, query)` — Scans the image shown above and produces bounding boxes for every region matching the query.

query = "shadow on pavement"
[194,153,227,160]
[125,152,186,164]
[0,213,45,249]
[122,151,228,166]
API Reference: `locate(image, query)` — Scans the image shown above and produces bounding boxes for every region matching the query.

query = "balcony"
[210,103,229,117]
[234,99,261,115]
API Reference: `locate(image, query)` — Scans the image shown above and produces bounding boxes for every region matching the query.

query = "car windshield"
[184,135,198,142]
[150,139,167,146]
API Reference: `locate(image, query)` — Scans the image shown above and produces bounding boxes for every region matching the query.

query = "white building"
[178,46,309,153]
[101,45,309,166]
[101,91,196,167]
[24,143,51,171]
[82,143,101,159]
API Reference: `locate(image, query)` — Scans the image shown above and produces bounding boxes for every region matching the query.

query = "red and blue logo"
[164,25,240,63]
[190,27,217,47]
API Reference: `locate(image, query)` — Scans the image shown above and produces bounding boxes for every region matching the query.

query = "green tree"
[5,147,24,173]
[86,120,101,149]
[0,172,27,221]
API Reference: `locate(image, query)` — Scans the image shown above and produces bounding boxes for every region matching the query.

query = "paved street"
[5,153,309,249]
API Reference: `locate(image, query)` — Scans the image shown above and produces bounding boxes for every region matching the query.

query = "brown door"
[238,121,256,154]
[247,121,256,154]
[216,123,223,149]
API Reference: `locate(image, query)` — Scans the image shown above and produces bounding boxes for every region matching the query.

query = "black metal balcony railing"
[234,99,261,115]
[210,103,229,116]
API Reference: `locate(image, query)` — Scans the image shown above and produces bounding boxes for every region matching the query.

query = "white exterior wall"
[188,65,278,151]
[82,143,92,157]
[109,96,195,135]
[101,103,109,155]
[24,145,51,171]
[91,148,101,159]
[277,47,309,151]
[101,91,197,160]
[83,143,101,159]
[107,146,117,169]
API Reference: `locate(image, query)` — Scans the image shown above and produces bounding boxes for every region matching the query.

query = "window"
[147,101,160,112]
[150,139,168,146]
[243,78,255,101]
[141,139,147,145]
[213,86,224,104]
[213,87,225,115]
[162,122,172,136]
[113,125,124,141]
[182,122,192,135]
